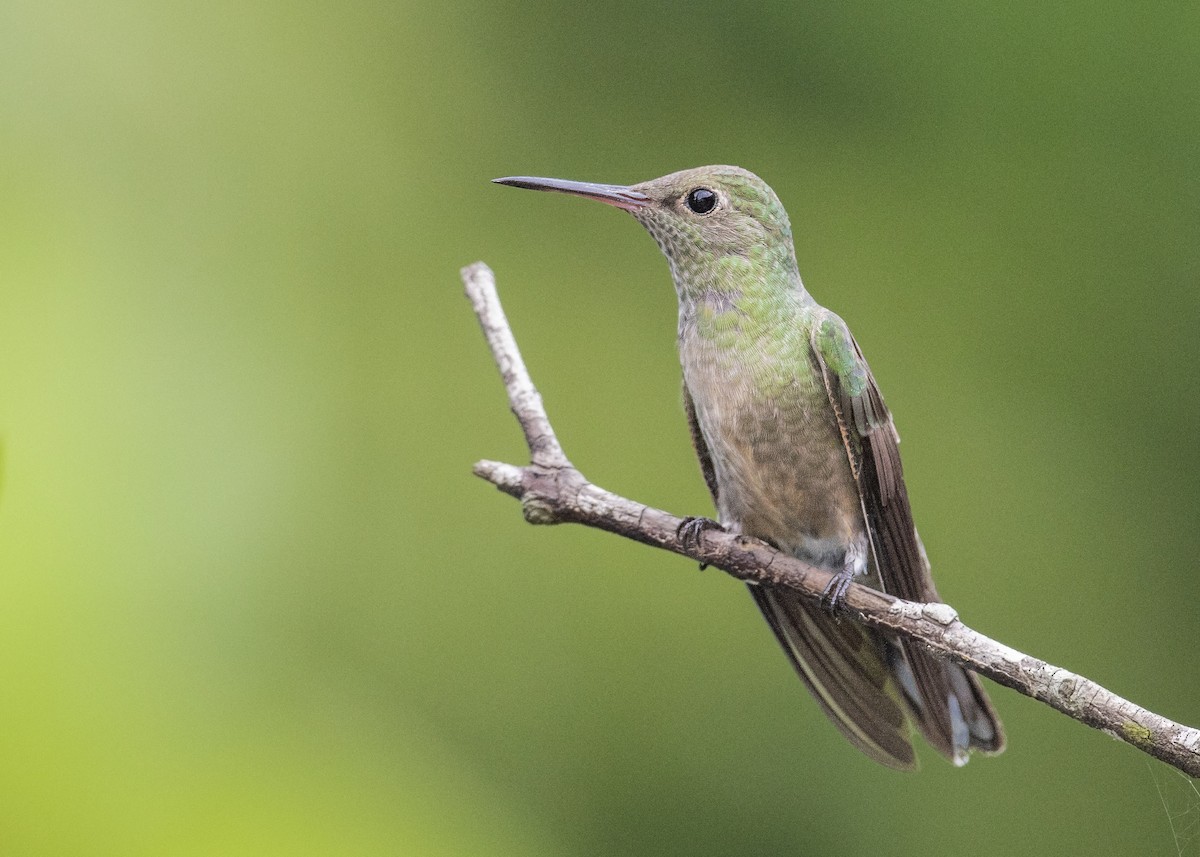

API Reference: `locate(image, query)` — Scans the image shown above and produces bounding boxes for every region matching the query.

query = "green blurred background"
[2,1,1198,854]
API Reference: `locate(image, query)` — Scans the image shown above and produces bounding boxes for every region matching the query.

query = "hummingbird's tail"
[750,584,918,770]
[750,584,1005,769]
[888,637,1006,765]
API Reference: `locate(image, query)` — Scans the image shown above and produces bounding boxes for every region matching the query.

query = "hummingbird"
[493,166,1004,769]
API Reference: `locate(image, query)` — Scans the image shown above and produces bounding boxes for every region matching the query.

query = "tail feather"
[751,585,916,770]
[752,585,1004,768]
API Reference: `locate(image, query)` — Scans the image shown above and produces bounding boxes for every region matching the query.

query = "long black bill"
[492,176,651,211]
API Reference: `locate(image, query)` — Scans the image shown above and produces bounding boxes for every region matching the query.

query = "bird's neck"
[673,244,813,345]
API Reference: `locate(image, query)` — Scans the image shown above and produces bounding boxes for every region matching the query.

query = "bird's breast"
[680,327,865,568]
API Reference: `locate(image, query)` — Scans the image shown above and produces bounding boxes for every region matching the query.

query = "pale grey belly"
[694,388,868,574]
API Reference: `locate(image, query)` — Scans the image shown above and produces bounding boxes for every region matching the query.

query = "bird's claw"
[676,516,724,570]
[820,569,856,615]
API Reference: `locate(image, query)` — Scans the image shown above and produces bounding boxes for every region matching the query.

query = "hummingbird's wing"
[683,383,919,770]
[682,384,720,503]
[810,311,1005,764]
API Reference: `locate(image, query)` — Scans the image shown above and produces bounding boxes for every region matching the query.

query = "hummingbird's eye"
[685,187,717,215]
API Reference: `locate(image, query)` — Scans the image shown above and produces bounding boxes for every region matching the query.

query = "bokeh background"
[2,1,1198,854]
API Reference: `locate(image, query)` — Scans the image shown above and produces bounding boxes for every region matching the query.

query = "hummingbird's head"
[494,166,799,294]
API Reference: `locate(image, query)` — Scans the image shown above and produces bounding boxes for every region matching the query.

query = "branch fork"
[462,260,1200,777]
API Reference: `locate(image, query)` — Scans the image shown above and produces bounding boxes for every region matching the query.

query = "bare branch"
[462,261,1200,778]
[463,261,569,469]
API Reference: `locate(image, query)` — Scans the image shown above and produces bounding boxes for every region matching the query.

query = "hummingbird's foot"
[820,567,856,614]
[676,516,724,570]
